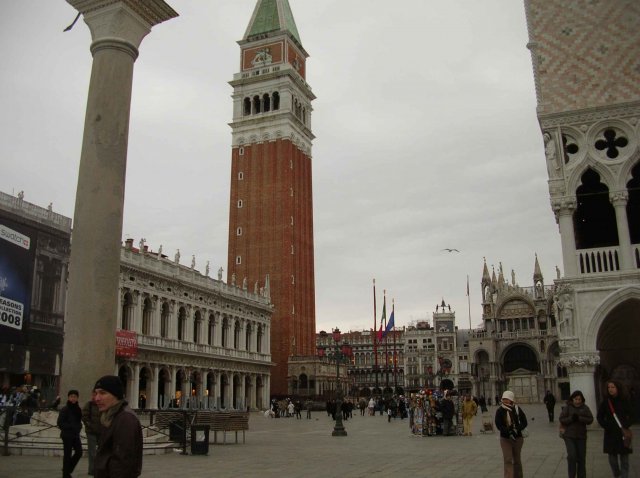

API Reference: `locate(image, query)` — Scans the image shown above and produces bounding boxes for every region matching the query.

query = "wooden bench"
[192,411,248,444]
[225,412,249,444]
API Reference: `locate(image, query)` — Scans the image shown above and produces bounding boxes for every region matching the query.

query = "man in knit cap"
[93,375,143,478]
[57,389,83,478]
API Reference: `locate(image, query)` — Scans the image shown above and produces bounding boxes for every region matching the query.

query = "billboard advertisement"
[0,217,36,344]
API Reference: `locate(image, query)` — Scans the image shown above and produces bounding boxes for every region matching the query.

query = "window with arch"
[208,313,215,346]
[177,307,187,341]
[243,98,251,116]
[238,171,244,180]
[245,324,252,352]
[253,95,261,114]
[257,325,263,353]
[142,297,152,335]
[627,162,640,246]
[574,168,619,249]
[237,199,243,208]
[236,255,242,265]
[193,310,202,343]
[237,227,243,236]
[239,147,245,156]
[121,292,133,330]
[160,302,169,338]
[272,91,280,110]
[263,93,270,112]
[222,318,229,347]
[234,321,241,349]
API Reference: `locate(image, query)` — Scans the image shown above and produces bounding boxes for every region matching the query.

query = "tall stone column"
[611,192,634,270]
[239,373,246,409]
[552,198,578,277]
[61,0,177,398]
[130,363,140,405]
[214,371,221,409]
[560,351,600,413]
[149,365,159,410]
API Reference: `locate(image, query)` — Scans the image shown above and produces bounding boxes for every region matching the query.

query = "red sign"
[116,329,138,358]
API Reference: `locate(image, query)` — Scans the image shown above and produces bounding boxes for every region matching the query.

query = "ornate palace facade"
[525,0,640,409]
[0,191,273,410]
[117,239,273,410]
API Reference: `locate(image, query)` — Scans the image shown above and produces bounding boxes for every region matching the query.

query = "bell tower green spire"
[244,0,302,47]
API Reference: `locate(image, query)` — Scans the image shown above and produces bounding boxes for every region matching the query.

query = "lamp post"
[318,328,352,437]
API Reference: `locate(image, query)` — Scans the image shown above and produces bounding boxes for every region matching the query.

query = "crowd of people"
[3,377,142,478]
[0,385,60,425]
[3,379,637,477]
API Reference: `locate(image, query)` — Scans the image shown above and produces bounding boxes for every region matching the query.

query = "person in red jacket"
[93,375,143,478]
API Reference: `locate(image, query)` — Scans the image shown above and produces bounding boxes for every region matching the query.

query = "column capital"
[559,352,600,374]
[68,0,178,52]
[551,196,577,215]
[610,190,629,206]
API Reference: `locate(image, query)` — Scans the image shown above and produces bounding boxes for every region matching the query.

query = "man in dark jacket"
[57,389,83,478]
[544,390,556,422]
[439,394,456,436]
[93,375,143,478]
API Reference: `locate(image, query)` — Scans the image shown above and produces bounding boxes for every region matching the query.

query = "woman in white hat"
[495,390,528,478]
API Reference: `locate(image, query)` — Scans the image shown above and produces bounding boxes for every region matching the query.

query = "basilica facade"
[468,257,563,403]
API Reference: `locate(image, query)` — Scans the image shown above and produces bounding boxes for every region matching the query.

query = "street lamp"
[318,328,352,436]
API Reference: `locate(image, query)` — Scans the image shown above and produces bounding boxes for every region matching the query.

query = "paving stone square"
[1,405,637,477]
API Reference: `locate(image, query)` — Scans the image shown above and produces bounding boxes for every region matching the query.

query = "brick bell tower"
[227,0,316,396]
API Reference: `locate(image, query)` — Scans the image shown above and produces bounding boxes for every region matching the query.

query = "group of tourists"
[496,380,635,478]
[268,398,313,419]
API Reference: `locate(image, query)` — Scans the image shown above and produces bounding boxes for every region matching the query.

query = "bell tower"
[227,0,316,396]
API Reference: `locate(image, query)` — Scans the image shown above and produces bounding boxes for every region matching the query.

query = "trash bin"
[190,425,210,455]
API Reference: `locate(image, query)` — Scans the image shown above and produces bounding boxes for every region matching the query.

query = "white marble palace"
[117,238,273,410]
[0,191,273,410]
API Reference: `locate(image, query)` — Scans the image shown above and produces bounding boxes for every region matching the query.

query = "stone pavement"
[1,404,637,477]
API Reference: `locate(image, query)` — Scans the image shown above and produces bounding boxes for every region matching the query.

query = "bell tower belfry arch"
[227,0,316,396]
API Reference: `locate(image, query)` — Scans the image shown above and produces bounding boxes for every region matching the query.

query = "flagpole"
[384,290,389,390]
[373,278,378,394]
[392,299,397,392]
[467,275,472,330]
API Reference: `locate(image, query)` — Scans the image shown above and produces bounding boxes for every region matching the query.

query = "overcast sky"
[1,1,563,334]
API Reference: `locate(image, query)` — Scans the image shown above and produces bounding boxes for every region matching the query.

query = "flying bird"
[441,248,460,253]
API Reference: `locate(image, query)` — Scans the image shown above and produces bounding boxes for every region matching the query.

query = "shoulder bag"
[608,399,632,449]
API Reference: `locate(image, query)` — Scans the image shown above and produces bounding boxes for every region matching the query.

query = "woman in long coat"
[596,380,634,478]
[495,390,527,478]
